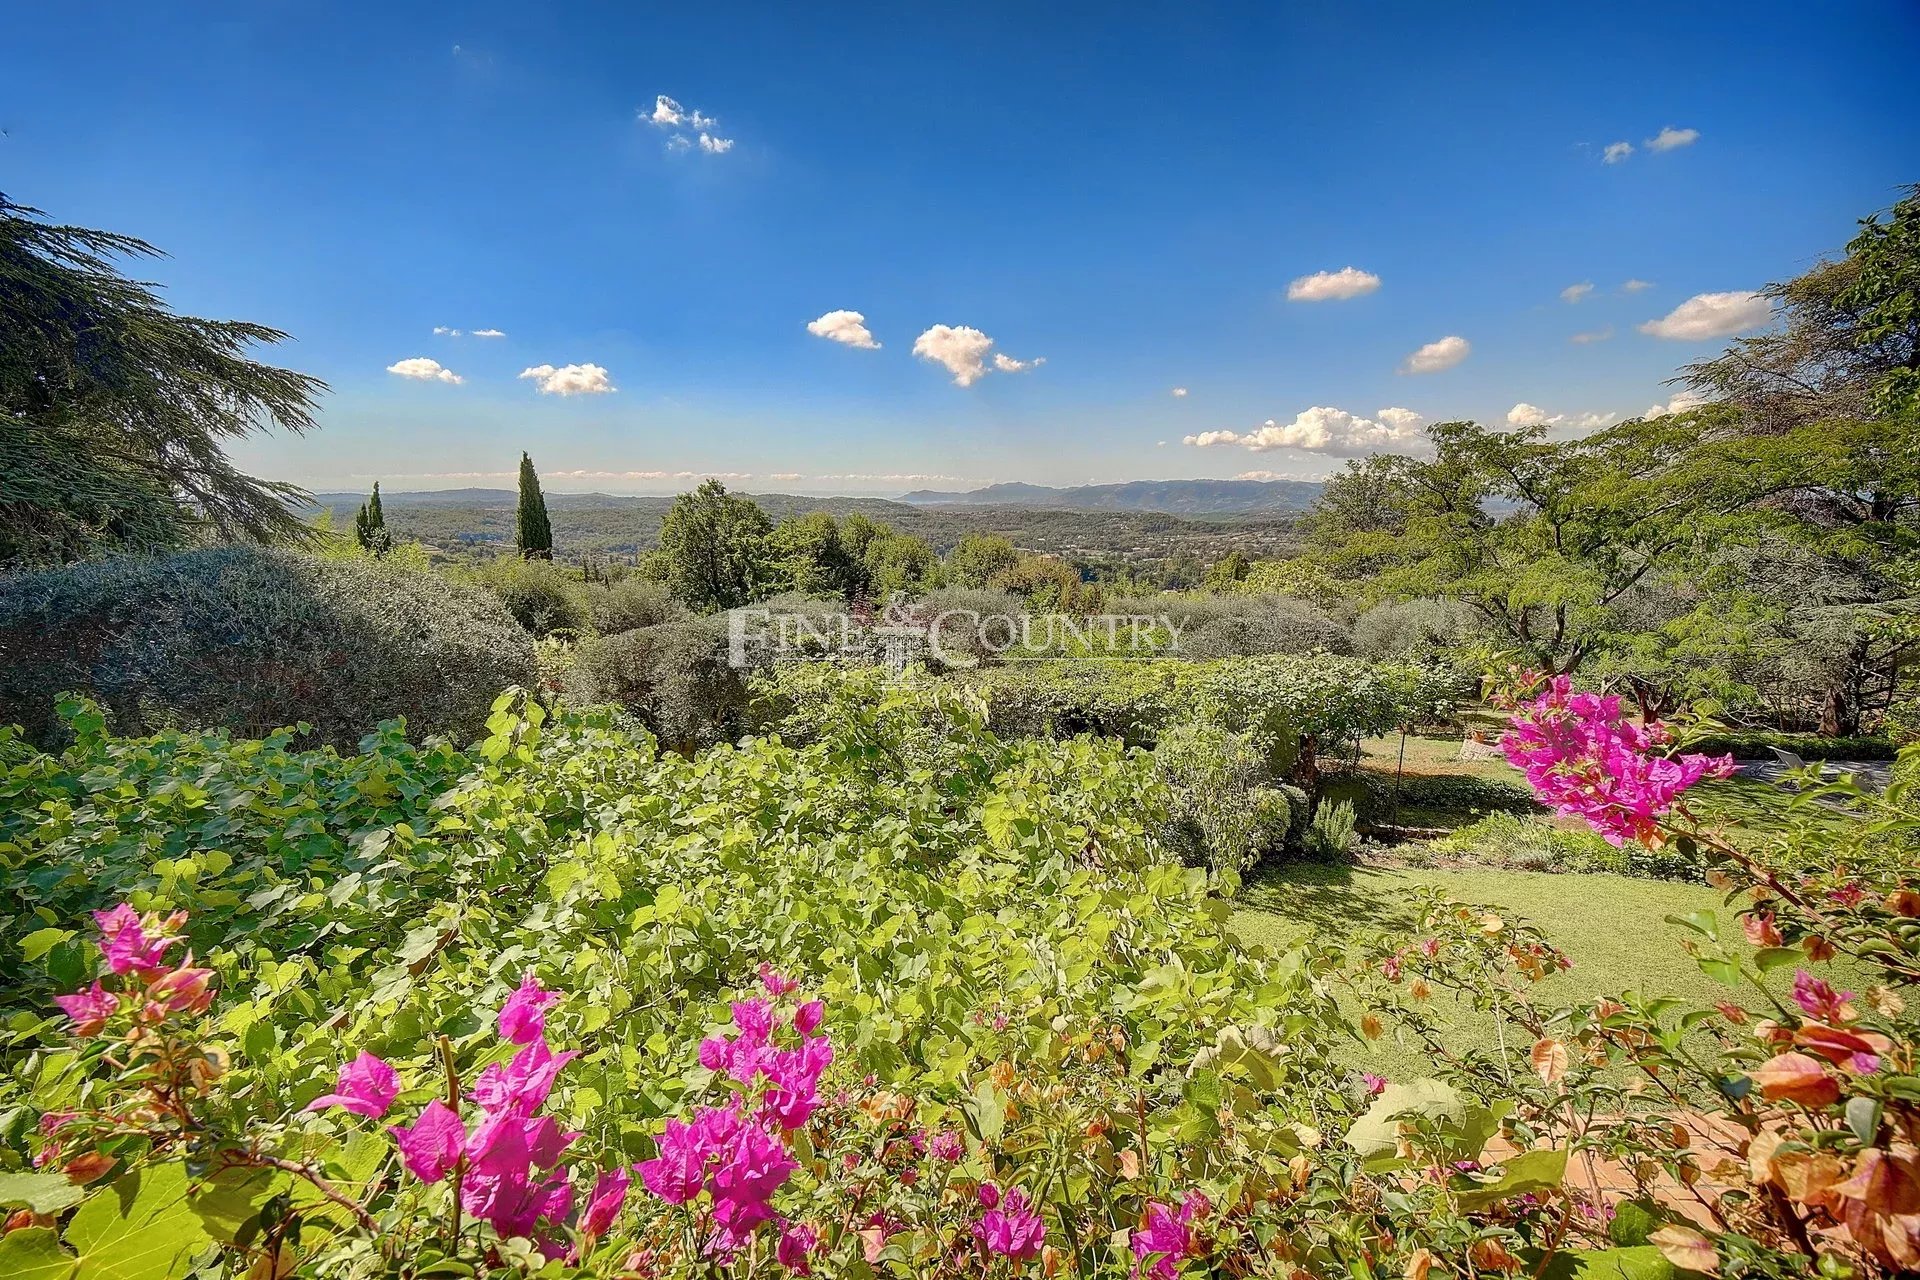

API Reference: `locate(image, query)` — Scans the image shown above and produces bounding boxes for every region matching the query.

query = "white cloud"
[432,326,461,337]
[911,325,1043,386]
[471,328,506,338]
[1646,125,1699,152]
[913,325,993,385]
[1400,335,1471,374]
[1644,390,1709,419]
[646,95,733,154]
[1170,386,1188,398]
[1560,281,1594,304]
[1603,141,1634,164]
[1621,278,1654,293]
[768,472,803,481]
[518,362,617,395]
[1286,266,1381,302]
[387,357,463,385]
[1570,326,1613,344]
[1184,406,1428,456]
[806,310,881,349]
[1638,291,1772,340]
[1506,403,1620,431]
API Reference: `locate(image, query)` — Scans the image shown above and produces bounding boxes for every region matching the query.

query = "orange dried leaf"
[1650,1224,1720,1275]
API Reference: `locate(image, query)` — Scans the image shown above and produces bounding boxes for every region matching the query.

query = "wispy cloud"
[1646,125,1699,152]
[1569,326,1613,344]
[1621,278,1654,293]
[1602,141,1634,164]
[1560,281,1594,304]
[1170,387,1188,397]
[1286,266,1381,302]
[1400,335,1470,374]
[644,94,735,154]
[387,357,463,384]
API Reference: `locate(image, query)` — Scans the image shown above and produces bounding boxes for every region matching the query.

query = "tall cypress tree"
[516,452,553,560]
[353,481,389,556]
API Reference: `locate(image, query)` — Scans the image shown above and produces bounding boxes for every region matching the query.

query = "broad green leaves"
[3,1165,211,1280]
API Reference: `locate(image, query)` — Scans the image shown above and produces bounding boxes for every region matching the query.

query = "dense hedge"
[1686,730,1897,761]
[1344,769,1541,819]
[0,547,536,749]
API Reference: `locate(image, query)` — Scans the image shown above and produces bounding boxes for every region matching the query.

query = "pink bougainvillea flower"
[390,1098,466,1183]
[54,982,119,1036]
[580,1166,631,1239]
[977,1182,1001,1209]
[1131,1202,1194,1280]
[1499,675,1733,846]
[1792,970,1857,1023]
[1743,912,1783,948]
[776,1220,821,1273]
[759,963,799,997]
[498,974,561,1045]
[92,904,177,976]
[1361,1072,1388,1096]
[793,1000,824,1037]
[639,1115,714,1204]
[306,1051,401,1118]
[708,1121,799,1245]
[929,1128,966,1162]
[469,1037,579,1118]
[143,965,216,1020]
[973,1186,1045,1261]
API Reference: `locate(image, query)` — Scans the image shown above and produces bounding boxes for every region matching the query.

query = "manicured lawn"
[1230,861,1859,1080]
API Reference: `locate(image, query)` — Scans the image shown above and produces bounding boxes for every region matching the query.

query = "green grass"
[1230,861,1858,1080]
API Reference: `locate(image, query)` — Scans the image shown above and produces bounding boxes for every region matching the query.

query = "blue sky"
[6,2,1917,494]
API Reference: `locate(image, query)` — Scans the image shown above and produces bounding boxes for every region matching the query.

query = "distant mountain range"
[306,477,1324,518]
[898,478,1323,514]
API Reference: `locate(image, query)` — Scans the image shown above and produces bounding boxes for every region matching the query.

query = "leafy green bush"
[0,686,1362,1279]
[1108,593,1353,659]
[1304,798,1358,859]
[1351,597,1480,659]
[565,616,747,750]
[584,577,683,635]
[463,554,590,637]
[1424,810,1697,879]
[1152,719,1296,874]
[965,659,1199,745]
[0,547,536,748]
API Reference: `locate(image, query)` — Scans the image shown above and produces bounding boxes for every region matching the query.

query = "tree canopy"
[0,195,325,565]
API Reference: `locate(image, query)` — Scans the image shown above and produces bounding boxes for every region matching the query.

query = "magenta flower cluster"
[1130,1190,1210,1279]
[637,968,833,1261]
[307,973,631,1255]
[53,905,215,1036]
[1500,675,1733,845]
[972,1182,1046,1262]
